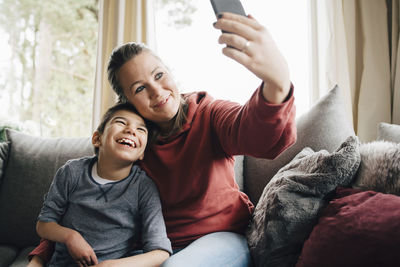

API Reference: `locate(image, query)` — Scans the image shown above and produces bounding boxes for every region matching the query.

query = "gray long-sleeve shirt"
[38,156,172,266]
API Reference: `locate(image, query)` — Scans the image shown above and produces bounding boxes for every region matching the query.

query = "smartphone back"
[210,0,246,17]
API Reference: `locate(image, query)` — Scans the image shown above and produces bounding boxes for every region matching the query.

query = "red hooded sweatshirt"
[140,85,296,248]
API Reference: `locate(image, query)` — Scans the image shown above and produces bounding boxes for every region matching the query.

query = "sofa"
[1,85,399,267]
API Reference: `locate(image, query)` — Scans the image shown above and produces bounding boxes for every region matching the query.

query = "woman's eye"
[135,85,145,93]
[155,72,163,80]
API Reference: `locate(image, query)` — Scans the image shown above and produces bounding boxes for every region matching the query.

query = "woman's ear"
[92,131,101,147]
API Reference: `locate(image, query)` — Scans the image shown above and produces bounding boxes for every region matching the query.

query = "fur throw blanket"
[247,136,361,267]
[352,140,400,195]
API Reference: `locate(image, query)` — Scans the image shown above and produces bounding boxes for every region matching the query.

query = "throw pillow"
[296,187,400,267]
[245,85,355,204]
[0,129,93,247]
[0,141,9,185]
[377,122,400,143]
[234,155,244,191]
[246,136,361,267]
[352,140,400,195]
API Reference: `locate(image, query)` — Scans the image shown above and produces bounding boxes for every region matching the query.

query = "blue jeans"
[160,231,253,267]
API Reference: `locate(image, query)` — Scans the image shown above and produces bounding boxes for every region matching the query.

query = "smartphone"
[210,0,247,18]
[210,0,247,34]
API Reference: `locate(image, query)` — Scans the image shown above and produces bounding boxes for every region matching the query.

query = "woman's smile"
[153,95,170,109]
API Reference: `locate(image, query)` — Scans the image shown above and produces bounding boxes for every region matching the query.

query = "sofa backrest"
[0,129,245,248]
[0,129,93,248]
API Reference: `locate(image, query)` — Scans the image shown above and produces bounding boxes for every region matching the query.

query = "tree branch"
[50,65,90,81]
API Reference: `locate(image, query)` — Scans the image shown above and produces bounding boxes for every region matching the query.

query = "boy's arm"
[139,177,173,254]
[35,162,97,265]
[36,221,98,266]
[93,249,169,267]
[27,255,44,267]
[28,238,54,265]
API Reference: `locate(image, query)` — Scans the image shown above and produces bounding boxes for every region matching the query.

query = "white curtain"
[310,0,399,141]
[391,0,400,124]
[92,0,154,131]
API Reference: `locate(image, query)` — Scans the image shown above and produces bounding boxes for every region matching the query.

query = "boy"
[36,103,171,267]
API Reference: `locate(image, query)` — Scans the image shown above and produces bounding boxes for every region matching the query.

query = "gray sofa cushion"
[377,122,400,143]
[244,85,355,204]
[247,136,361,267]
[0,129,93,248]
[8,247,35,267]
[0,141,9,185]
[0,245,19,267]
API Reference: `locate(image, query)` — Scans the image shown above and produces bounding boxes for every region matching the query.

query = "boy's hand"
[65,231,98,266]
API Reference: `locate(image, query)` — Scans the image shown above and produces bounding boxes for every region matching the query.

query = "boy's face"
[92,110,148,163]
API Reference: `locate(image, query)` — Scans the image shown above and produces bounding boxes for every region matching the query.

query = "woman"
[29,12,296,267]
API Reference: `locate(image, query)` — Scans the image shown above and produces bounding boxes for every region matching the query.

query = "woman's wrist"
[261,79,291,104]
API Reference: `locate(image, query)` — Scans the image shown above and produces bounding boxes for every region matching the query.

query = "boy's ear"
[92,131,101,147]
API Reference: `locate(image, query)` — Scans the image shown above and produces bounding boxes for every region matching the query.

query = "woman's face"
[117,52,180,129]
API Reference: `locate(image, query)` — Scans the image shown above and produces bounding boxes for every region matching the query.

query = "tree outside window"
[0,0,98,137]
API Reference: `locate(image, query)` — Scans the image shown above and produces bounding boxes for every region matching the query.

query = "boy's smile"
[117,137,137,148]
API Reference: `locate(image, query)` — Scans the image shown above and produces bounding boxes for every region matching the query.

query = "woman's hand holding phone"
[213,12,291,104]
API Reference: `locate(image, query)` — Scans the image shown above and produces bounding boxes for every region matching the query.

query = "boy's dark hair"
[94,102,157,155]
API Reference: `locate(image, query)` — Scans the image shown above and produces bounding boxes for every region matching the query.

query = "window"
[0,0,99,137]
[153,0,310,116]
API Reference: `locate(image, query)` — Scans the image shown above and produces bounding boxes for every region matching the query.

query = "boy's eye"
[137,127,147,133]
[116,120,126,125]
[135,85,145,93]
[155,72,163,80]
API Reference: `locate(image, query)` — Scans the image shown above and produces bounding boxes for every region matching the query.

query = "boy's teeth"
[117,138,136,147]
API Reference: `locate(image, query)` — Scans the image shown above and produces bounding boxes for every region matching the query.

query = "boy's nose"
[124,126,137,135]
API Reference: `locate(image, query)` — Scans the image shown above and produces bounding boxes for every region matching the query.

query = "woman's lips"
[153,95,169,108]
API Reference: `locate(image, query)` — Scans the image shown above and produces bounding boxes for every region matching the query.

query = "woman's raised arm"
[213,12,291,104]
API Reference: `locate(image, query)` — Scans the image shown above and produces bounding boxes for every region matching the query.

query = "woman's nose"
[147,82,162,98]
